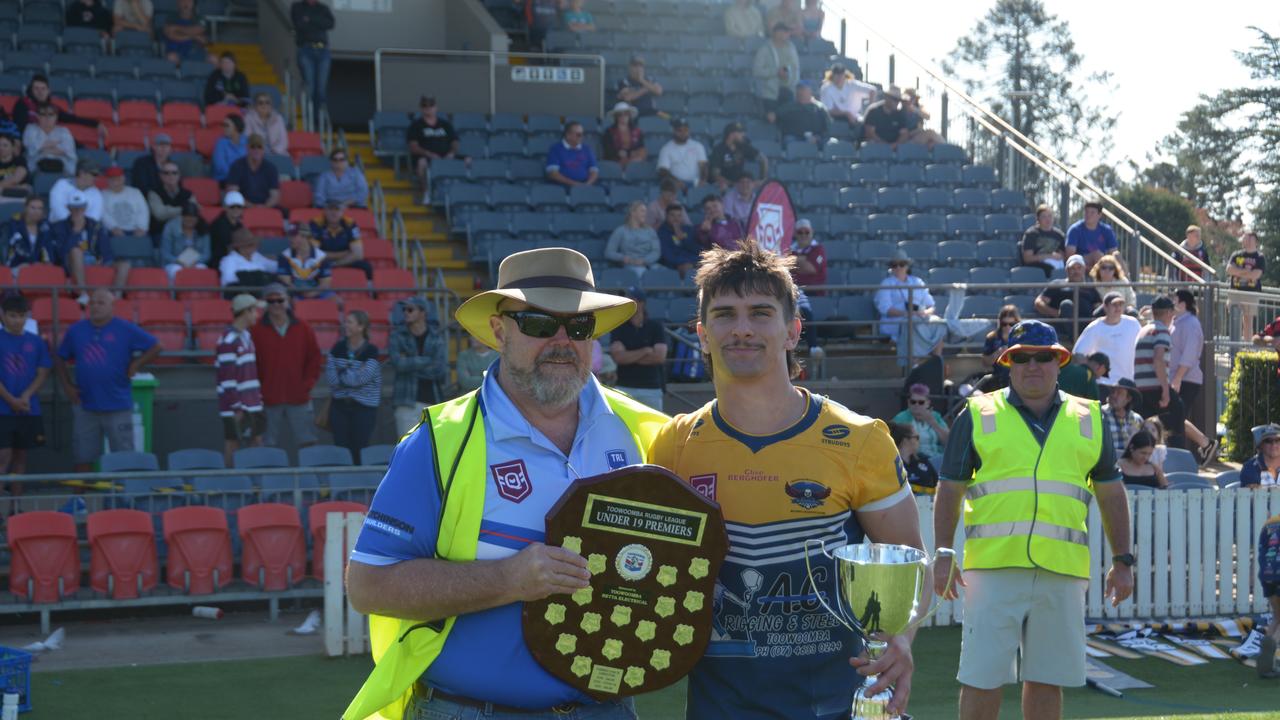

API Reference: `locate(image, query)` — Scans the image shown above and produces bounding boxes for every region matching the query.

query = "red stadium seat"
[183,177,221,206]
[31,296,82,347]
[0,96,16,115]
[362,237,396,271]
[84,264,116,289]
[345,208,378,235]
[0,266,13,289]
[161,102,203,134]
[8,511,80,603]
[117,100,159,128]
[126,267,171,300]
[329,267,368,296]
[175,267,220,301]
[237,503,306,591]
[139,299,188,364]
[87,509,159,600]
[293,298,340,349]
[190,298,232,364]
[289,208,322,228]
[279,181,313,211]
[68,122,100,149]
[204,104,238,129]
[194,127,223,159]
[198,205,221,225]
[113,298,139,322]
[106,125,148,152]
[163,506,233,595]
[308,501,368,580]
[50,97,71,113]
[73,99,114,126]
[15,263,68,297]
[287,131,323,163]
[243,207,284,236]
[376,268,416,301]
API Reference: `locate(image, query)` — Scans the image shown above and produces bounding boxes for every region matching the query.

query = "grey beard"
[503,349,588,409]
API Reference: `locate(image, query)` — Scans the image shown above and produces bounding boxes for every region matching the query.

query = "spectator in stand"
[160,202,210,280]
[49,161,104,223]
[276,222,331,298]
[890,421,939,496]
[900,88,945,148]
[325,309,382,463]
[609,287,667,411]
[519,0,561,50]
[1133,296,1185,450]
[244,92,289,157]
[545,121,598,187]
[1034,254,1101,342]
[1170,289,1216,464]
[753,23,800,123]
[1170,225,1212,282]
[820,62,875,130]
[0,294,50,487]
[723,172,756,227]
[1,197,57,270]
[1118,430,1167,489]
[1253,312,1280,350]
[204,51,251,107]
[226,134,281,209]
[311,199,372,279]
[210,190,246,268]
[1141,417,1167,470]
[766,0,803,39]
[66,0,113,36]
[53,191,129,295]
[389,296,448,436]
[1065,199,1118,271]
[561,0,595,32]
[800,0,824,40]
[892,383,950,459]
[291,0,335,118]
[1073,292,1140,382]
[217,293,266,463]
[606,201,661,278]
[1020,203,1067,276]
[11,75,101,135]
[862,85,910,147]
[1241,424,1280,489]
[658,202,697,277]
[709,121,767,189]
[977,305,1021,391]
[55,289,160,472]
[646,178,679,229]
[113,0,153,37]
[313,148,369,208]
[407,96,460,188]
[601,102,646,170]
[147,161,192,237]
[212,114,248,182]
[250,283,322,451]
[128,132,173,198]
[219,228,276,287]
[777,82,831,144]
[724,0,764,38]
[1058,351,1104,401]
[696,194,744,252]
[876,254,947,360]
[23,103,76,176]
[789,219,826,290]
[455,334,495,395]
[1227,229,1265,338]
[1100,378,1144,457]
[163,0,209,64]
[0,132,31,198]
[1089,253,1136,311]
[615,55,663,118]
[101,166,150,239]
[657,117,707,191]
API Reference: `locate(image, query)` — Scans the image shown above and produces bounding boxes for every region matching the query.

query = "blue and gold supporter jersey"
[648,390,912,720]
[349,362,646,710]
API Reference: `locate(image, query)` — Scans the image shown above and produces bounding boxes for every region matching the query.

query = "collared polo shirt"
[350,360,644,709]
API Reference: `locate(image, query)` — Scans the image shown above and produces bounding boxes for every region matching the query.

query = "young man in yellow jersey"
[648,242,929,719]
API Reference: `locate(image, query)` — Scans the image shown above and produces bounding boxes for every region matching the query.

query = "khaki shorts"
[958,568,1087,689]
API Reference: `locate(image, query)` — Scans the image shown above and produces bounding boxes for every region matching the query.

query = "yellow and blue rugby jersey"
[648,389,911,720]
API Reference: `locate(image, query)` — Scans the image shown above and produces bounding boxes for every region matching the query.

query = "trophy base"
[851,676,902,720]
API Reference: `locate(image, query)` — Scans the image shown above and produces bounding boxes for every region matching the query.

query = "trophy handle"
[904,547,958,633]
[804,539,856,633]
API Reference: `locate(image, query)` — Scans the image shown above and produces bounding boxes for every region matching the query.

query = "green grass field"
[25,627,1280,718]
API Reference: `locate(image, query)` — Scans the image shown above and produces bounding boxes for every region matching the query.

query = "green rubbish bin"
[130,372,158,453]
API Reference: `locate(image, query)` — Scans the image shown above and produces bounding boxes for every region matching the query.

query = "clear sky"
[823,1,1267,173]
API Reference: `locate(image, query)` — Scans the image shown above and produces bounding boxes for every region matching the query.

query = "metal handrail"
[371,179,387,240]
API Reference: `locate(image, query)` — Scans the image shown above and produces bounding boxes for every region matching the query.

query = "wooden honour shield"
[522,465,729,699]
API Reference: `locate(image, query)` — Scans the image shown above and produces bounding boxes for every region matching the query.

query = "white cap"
[67,191,88,208]
[1066,254,1085,268]
[223,190,246,207]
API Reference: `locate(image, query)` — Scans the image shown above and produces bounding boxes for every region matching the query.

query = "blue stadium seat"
[822,141,856,161]
[569,185,610,212]
[63,27,104,56]
[489,112,526,137]
[596,267,635,291]
[299,445,354,467]
[327,471,382,503]
[928,267,967,285]
[898,240,936,266]
[832,214,867,238]
[114,30,155,58]
[991,188,1027,212]
[137,57,178,81]
[785,141,820,163]
[962,165,998,188]
[876,188,914,214]
[504,158,542,182]
[168,448,225,472]
[608,185,645,211]
[73,78,116,102]
[907,213,946,240]
[857,144,894,163]
[554,214,595,241]
[487,135,526,158]
[159,79,202,105]
[361,445,394,466]
[4,52,51,76]
[798,187,839,213]
[811,162,849,185]
[640,266,682,294]
[1010,266,1048,285]
[969,267,1011,289]
[752,138,783,160]
[444,184,489,221]
[946,213,984,240]
[450,112,488,134]
[101,451,161,473]
[265,153,295,179]
[49,54,94,78]
[977,240,1018,264]
[857,240,897,266]
[867,214,907,240]
[932,144,968,164]
[775,162,810,184]
[511,213,555,242]
[839,186,875,211]
[937,240,978,266]
[924,164,962,188]
[895,144,930,163]
[177,57,213,79]
[470,158,509,183]
[297,155,330,182]
[849,162,888,186]
[233,446,289,470]
[529,184,570,212]
[985,213,1022,241]
[488,183,529,212]
[18,25,59,54]
[824,241,856,267]
[625,160,656,182]
[1003,293,1039,316]
[953,188,991,212]
[914,188,953,215]
[961,294,1004,318]
[112,236,156,265]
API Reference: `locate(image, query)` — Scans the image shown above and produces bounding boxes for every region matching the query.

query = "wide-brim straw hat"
[455,247,636,350]
[608,102,638,120]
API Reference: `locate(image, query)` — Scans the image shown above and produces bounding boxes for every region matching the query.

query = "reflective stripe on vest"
[342,388,669,720]
[963,391,1101,579]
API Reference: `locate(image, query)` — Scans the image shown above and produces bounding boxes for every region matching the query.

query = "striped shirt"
[215,326,263,416]
[1102,404,1144,456]
[325,338,381,407]
[1133,321,1171,391]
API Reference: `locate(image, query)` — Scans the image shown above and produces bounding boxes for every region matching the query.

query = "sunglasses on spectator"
[909,399,929,406]
[502,311,596,341]
[161,170,179,175]
[266,298,287,304]
[795,229,812,235]
[1263,438,1280,445]
[1010,351,1060,365]
[1000,320,1017,327]
[1098,265,1116,272]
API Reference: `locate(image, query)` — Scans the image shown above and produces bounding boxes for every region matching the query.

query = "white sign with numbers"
[511,66,585,84]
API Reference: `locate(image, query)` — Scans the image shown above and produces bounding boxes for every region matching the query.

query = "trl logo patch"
[491,459,533,503]
[606,449,628,469]
[689,474,717,501]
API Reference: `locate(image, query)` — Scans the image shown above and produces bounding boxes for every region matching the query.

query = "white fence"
[322,489,1280,652]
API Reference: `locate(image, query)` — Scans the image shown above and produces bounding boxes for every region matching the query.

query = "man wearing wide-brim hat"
[933,319,1134,718]
[1099,376,1144,457]
[343,247,668,720]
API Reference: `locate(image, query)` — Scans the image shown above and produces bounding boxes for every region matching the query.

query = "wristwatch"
[1112,553,1136,567]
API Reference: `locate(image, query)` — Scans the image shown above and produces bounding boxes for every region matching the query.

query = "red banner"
[745,180,797,257]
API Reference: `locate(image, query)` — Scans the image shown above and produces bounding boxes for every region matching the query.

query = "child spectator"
[217,294,266,464]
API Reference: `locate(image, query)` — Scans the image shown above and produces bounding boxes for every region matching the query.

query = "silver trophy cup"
[804,541,956,720]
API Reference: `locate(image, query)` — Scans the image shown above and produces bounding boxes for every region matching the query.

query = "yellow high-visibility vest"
[343,388,668,720]
[962,390,1102,579]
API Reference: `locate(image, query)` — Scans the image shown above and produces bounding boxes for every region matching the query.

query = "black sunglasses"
[908,399,929,405]
[1009,351,1059,365]
[266,298,287,304]
[502,311,595,341]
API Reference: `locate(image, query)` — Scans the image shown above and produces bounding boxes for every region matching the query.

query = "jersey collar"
[478,358,612,443]
[710,388,824,454]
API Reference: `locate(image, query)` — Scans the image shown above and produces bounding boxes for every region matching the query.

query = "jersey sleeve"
[850,418,912,512]
[35,336,52,369]
[349,426,442,566]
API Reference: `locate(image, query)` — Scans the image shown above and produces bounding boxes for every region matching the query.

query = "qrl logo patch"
[754,203,784,254]
[606,450,628,469]
[689,474,717,501]
[491,459,532,503]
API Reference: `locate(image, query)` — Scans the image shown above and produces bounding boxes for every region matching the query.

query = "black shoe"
[1197,440,1219,467]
